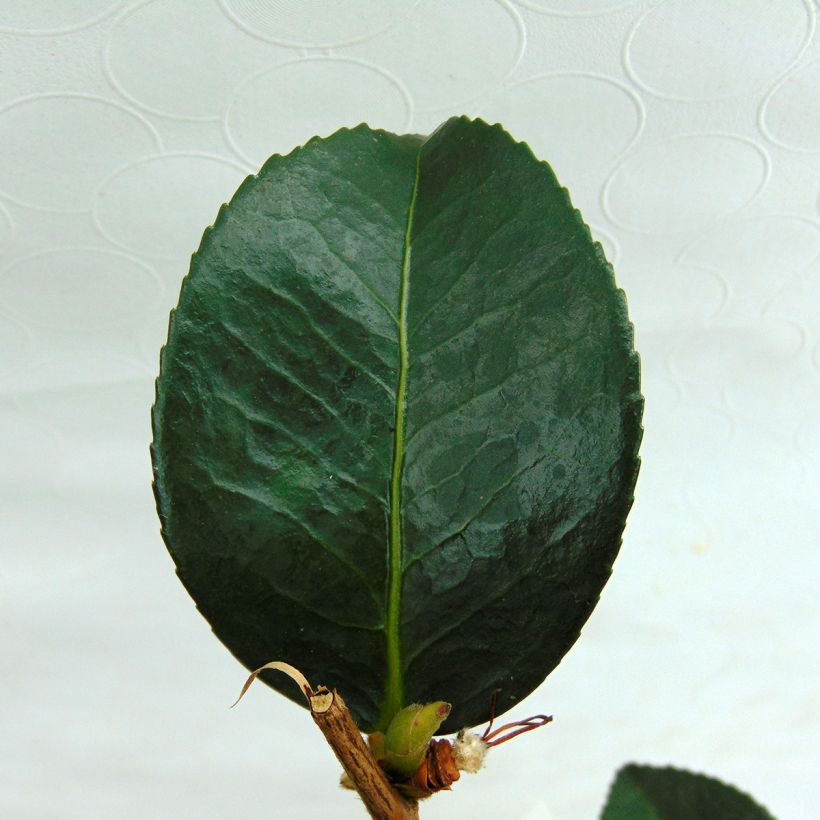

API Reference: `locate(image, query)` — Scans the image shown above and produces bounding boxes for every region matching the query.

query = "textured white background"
[1,2,818,819]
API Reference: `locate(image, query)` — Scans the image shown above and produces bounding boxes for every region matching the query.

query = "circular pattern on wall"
[0,0,118,35]
[795,408,820,476]
[760,60,820,152]
[625,0,814,101]
[0,201,12,247]
[10,352,155,448]
[668,322,805,394]
[0,248,163,336]
[721,318,807,425]
[478,73,643,186]
[604,134,769,235]
[0,312,35,377]
[93,153,249,260]
[681,216,820,286]
[620,264,728,330]
[219,0,412,48]
[516,0,637,15]
[0,94,161,212]
[105,0,288,121]
[0,411,61,497]
[225,58,412,166]
[588,224,619,265]
[342,0,523,112]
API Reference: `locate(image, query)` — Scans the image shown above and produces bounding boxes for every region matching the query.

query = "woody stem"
[309,689,419,820]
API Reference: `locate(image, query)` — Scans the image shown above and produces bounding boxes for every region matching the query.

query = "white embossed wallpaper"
[1,2,818,818]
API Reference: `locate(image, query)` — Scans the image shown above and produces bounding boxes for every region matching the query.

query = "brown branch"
[310,688,419,820]
[233,662,418,820]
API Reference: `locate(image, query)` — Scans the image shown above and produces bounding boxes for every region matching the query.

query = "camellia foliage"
[151,117,643,734]
[601,764,776,820]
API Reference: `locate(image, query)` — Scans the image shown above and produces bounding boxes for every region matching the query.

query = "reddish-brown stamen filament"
[482,714,553,747]
[479,689,552,747]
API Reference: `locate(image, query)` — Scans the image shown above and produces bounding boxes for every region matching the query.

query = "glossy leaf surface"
[151,117,642,733]
[601,764,776,820]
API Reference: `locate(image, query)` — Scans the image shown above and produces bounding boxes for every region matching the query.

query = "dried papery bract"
[232,660,314,706]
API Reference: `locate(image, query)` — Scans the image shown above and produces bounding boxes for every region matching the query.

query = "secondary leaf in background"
[601,764,777,819]
[151,117,642,733]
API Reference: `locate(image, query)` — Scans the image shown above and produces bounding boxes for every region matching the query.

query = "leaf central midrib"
[380,147,422,731]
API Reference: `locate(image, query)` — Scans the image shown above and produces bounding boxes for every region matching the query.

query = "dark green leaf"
[601,764,776,820]
[151,117,642,733]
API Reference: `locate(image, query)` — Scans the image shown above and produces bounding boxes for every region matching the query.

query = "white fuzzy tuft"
[453,730,489,773]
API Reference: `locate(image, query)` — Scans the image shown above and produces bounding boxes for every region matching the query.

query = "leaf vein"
[403,450,552,575]
[218,320,390,472]
[230,266,395,398]
[298,218,399,326]
[404,390,606,573]
[214,389,384,506]
[406,345,576,449]
[210,475,384,613]
[404,436,499,505]
[407,216,513,338]
[403,505,603,666]
[413,260,576,363]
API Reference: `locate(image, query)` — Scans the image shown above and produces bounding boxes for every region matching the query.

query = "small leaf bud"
[382,701,451,778]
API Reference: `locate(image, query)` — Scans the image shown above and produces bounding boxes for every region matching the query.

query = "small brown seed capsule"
[397,738,461,799]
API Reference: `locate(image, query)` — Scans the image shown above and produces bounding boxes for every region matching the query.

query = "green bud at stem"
[381,701,451,779]
[367,731,386,762]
